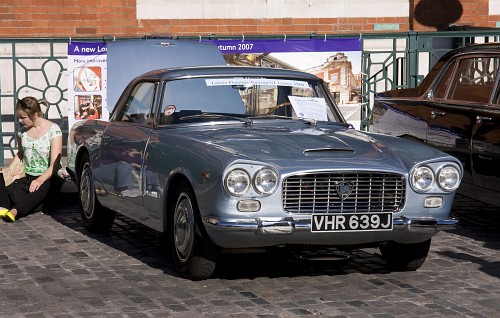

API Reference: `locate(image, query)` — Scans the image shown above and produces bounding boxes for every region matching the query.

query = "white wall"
[490,0,500,15]
[136,0,409,19]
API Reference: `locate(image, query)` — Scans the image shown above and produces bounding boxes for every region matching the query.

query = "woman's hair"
[16,96,48,120]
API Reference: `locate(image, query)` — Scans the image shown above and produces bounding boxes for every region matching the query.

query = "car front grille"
[283,172,405,213]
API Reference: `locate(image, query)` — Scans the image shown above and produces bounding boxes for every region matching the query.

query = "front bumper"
[203,215,458,248]
[204,215,458,234]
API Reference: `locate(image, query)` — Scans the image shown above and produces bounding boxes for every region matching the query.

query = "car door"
[424,101,474,183]
[471,102,500,194]
[98,81,159,225]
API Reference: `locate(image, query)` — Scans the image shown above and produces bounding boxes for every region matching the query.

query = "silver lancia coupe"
[68,64,461,280]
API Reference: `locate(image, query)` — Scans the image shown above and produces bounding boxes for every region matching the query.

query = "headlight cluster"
[225,167,278,196]
[411,163,461,193]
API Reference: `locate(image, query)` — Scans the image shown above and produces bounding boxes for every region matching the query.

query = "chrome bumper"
[203,215,459,235]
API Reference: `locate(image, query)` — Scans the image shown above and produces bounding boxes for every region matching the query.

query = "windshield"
[158,76,343,125]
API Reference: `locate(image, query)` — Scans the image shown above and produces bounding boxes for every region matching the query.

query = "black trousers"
[0,174,52,218]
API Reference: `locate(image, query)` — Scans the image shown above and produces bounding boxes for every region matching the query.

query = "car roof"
[135,65,322,81]
[440,42,500,61]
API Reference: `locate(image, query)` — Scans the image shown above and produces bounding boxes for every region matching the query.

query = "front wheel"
[379,239,431,271]
[169,182,219,280]
[79,155,115,233]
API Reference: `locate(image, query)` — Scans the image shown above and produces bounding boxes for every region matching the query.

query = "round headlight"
[254,168,278,194]
[438,165,461,191]
[412,166,434,192]
[225,169,250,196]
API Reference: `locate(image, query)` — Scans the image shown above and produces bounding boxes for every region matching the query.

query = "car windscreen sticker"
[164,104,176,115]
[288,96,328,121]
[205,78,309,88]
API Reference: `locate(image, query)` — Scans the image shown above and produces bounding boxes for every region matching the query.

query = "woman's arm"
[29,133,62,192]
[44,134,63,180]
[8,134,24,176]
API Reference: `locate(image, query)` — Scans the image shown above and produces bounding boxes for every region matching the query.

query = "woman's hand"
[29,177,45,192]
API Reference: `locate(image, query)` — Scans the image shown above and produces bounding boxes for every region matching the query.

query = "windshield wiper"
[180,113,253,126]
[250,114,290,120]
[250,115,317,126]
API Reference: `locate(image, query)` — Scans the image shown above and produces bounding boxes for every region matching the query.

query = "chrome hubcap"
[174,192,194,262]
[80,167,93,219]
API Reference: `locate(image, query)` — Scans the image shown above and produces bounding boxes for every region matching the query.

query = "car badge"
[336,181,353,200]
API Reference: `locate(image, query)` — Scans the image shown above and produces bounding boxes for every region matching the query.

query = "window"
[158,76,339,125]
[119,82,157,125]
[432,62,455,99]
[447,57,499,103]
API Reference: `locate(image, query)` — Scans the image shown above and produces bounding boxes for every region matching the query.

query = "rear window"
[434,56,499,103]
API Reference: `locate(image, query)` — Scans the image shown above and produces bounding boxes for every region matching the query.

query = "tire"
[379,239,431,271]
[78,155,116,233]
[169,182,219,280]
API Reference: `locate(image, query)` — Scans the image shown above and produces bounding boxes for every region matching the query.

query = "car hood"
[177,122,450,171]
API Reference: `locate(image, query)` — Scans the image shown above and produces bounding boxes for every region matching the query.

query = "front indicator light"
[424,196,443,208]
[237,200,261,212]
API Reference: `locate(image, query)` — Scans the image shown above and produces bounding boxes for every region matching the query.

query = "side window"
[494,83,500,105]
[448,57,498,103]
[433,62,456,99]
[119,82,157,125]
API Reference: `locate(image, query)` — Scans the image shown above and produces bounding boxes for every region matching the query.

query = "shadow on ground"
[44,185,499,280]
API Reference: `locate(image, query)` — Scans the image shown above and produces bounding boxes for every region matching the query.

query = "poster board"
[67,42,109,131]
[205,38,363,128]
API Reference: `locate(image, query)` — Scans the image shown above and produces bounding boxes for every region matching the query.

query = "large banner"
[66,38,362,129]
[67,42,109,131]
[205,38,363,128]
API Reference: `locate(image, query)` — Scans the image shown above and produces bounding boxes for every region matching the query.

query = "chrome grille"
[283,172,405,213]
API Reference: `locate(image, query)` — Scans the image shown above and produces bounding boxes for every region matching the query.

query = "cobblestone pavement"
[1,183,499,318]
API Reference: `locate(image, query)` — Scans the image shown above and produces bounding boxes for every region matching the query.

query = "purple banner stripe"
[203,38,361,54]
[68,42,107,56]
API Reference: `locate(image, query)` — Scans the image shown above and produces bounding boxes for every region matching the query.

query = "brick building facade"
[0,0,499,38]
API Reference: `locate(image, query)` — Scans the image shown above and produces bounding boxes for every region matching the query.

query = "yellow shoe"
[0,209,8,217]
[1,211,15,222]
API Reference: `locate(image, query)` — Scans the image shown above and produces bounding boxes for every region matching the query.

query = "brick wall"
[412,0,494,31]
[0,1,496,38]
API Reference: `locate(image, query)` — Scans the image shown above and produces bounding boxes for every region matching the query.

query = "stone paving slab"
[0,183,499,317]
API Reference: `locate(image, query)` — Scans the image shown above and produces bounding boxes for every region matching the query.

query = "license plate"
[311,212,393,232]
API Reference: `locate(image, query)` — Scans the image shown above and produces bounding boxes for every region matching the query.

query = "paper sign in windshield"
[288,96,328,121]
[205,78,309,88]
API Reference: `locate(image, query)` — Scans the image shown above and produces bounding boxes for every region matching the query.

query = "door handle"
[431,111,445,119]
[478,155,493,160]
[476,116,492,123]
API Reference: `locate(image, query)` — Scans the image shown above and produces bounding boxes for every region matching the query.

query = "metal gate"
[360,29,500,130]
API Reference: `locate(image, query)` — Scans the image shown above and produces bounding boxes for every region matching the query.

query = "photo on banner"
[205,38,362,129]
[67,42,109,132]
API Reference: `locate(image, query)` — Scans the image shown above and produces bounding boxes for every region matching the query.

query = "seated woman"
[0,96,63,222]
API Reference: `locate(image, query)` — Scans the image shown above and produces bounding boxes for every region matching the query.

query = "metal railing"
[359,30,500,130]
[2,30,500,163]
[0,38,100,163]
